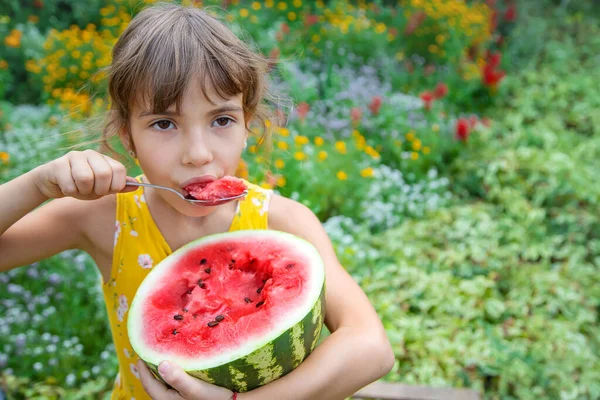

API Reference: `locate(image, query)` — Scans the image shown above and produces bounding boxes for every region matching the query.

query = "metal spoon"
[125,181,248,206]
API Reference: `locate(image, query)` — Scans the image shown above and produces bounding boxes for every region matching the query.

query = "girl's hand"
[33,150,137,200]
[137,360,236,400]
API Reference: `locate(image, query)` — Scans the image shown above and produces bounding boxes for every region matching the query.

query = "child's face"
[127,79,247,216]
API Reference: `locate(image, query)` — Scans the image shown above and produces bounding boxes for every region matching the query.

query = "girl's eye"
[152,120,175,130]
[213,117,234,128]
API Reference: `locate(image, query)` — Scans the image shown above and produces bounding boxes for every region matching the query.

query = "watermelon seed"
[204,268,211,274]
[182,308,188,313]
[174,314,184,320]
[231,259,236,263]
[200,258,207,264]
[256,301,265,308]
[186,289,193,295]
[197,279,206,289]
[215,315,225,322]
[208,321,219,327]
[172,329,178,335]
[286,263,295,269]
[257,287,263,294]
[244,297,252,303]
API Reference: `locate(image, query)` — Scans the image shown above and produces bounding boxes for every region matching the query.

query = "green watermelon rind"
[127,229,326,392]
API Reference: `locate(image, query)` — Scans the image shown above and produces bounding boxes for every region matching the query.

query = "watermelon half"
[127,230,326,392]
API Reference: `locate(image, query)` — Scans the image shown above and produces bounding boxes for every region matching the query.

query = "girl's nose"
[181,130,213,166]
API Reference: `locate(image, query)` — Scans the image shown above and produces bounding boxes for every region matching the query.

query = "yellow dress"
[102,176,272,399]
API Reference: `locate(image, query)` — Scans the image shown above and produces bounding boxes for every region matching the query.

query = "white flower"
[130,230,139,237]
[124,348,130,358]
[130,363,140,379]
[134,195,142,209]
[117,307,127,322]
[119,294,128,307]
[114,222,121,248]
[138,254,153,269]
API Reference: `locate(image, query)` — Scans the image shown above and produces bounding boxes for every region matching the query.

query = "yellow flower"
[335,141,347,154]
[260,182,273,189]
[336,171,348,181]
[252,1,261,10]
[4,29,22,48]
[294,151,306,161]
[249,145,257,154]
[0,152,9,163]
[277,127,290,137]
[314,137,324,146]
[278,1,287,10]
[395,52,404,61]
[312,34,321,43]
[275,159,285,169]
[405,131,415,141]
[360,167,374,178]
[265,0,274,7]
[364,146,380,159]
[294,135,309,145]
[428,44,438,53]
[375,22,386,34]
[277,141,289,150]
[264,119,272,129]
[412,139,422,151]
[432,124,440,132]
[0,60,8,70]
[318,150,328,161]
[423,146,431,154]
[277,176,286,187]
[239,8,249,18]
[293,0,302,7]
[288,12,297,21]
[410,152,419,160]
[251,15,259,24]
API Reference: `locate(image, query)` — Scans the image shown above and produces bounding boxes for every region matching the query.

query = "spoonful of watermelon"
[125,176,248,206]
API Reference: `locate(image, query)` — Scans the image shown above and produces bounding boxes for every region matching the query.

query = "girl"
[0,3,394,400]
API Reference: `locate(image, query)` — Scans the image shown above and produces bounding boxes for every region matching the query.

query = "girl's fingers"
[87,152,114,195]
[68,152,95,196]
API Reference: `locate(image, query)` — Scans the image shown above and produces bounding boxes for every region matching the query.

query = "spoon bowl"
[125,181,247,206]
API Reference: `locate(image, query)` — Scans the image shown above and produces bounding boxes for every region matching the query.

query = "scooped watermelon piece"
[128,230,326,392]
[184,176,247,201]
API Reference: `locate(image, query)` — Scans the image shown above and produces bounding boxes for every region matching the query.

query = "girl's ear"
[118,126,136,158]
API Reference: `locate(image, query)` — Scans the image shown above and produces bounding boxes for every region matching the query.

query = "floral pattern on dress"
[137,254,153,269]
[117,294,129,322]
[114,222,121,248]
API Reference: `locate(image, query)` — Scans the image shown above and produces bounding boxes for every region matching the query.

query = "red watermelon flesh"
[184,176,247,201]
[141,237,312,358]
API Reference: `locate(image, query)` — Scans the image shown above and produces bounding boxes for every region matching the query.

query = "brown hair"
[97,2,277,161]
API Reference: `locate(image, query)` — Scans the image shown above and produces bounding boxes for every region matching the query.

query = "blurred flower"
[420,91,435,110]
[336,171,348,181]
[335,141,347,154]
[360,167,374,178]
[275,159,285,169]
[368,96,383,115]
[504,3,517,22]
[404,11,426,35]
[0,152,9,164]
[423,146,431,154]
[297,102,310,122]
[410,152,419,160]
[4,29,22,48]
[433,82,449,98]
[294,135,309,145]
[455,118,471,141]
[314,137,324,146]
[318,150,328,161]
[351,107,362,124]
[294,151,306,161]
[305,14,319,27]
[277,141,289,150]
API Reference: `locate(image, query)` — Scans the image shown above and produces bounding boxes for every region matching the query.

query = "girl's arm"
[240,195,395,400]
[0,150,134,272]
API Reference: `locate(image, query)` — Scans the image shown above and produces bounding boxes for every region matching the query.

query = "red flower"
[433,82,448,99]
[351,107,362,124]
[304,14,319,28]
[481,117,491,127]
[369,96,383,116]
[486,0,496,7]
[297,102,310,121]
[280,23,290,35]
[424,64,436,76]
[420,91,435,110]
[404,11,426,35]
[455,118,470,141]
[504,3,517,22]
[482,64,506,88]
[489,10,498,33]
[487,51,502,69]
